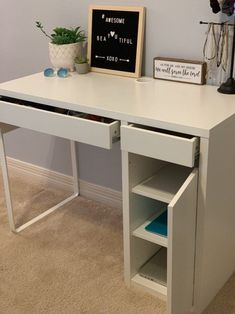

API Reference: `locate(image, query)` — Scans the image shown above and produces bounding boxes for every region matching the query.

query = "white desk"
[0,72,235,314]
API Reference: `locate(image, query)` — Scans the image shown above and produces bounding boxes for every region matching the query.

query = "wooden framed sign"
[153,57,207,85]
[88,5,145,78]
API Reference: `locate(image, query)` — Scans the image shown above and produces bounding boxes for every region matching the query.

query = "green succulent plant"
[36,21,86,45]
[74,56,89,64]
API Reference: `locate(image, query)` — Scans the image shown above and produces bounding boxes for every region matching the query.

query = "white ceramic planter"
[49,42,82,71]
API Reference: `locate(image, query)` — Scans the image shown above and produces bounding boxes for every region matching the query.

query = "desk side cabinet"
[121,123,199,314]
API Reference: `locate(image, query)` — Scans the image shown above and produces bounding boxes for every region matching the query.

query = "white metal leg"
[0,130,16,232]
[0,136,79,233]
[70,140,79,196]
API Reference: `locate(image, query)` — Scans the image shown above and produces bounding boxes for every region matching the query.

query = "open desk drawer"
[121,124,199,167]
[0,100,120,149]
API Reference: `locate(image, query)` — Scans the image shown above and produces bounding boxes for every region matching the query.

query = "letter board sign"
[88,5,145,77]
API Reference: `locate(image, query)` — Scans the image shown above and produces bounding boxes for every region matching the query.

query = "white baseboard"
[7,157,122,210]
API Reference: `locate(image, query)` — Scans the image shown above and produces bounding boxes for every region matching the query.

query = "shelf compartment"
[121,124,199,167]
[132,164,192,203]
[133,208,168,247]
[132,248,167,298]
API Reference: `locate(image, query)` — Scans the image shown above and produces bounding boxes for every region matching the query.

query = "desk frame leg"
[0,130,16,231]
[0,135,79,233]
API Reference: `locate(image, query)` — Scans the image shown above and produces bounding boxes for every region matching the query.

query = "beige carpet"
[0,168,234,314]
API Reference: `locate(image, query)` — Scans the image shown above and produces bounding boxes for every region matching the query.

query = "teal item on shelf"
[145,211,168,237]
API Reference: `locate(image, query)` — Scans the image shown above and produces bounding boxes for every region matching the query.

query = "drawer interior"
[130,123,196,140]
[0,96,120,149]
[0,96,115,125]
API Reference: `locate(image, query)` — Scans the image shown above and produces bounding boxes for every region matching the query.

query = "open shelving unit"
[122,151,198,310]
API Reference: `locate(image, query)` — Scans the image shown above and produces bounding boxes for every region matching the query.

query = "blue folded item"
[145,211,168,237]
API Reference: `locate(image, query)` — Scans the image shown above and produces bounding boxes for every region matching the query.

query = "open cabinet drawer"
[0,100,120,149]
[121,124,199,167]
[131,165,198,314]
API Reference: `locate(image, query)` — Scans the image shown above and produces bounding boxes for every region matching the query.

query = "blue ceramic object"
[44,68,55,77]
[57,68,69,78]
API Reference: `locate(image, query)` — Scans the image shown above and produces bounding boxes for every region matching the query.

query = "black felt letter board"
[90,9,139,73]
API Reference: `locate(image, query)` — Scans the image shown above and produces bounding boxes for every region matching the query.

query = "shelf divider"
[132,274,167,299]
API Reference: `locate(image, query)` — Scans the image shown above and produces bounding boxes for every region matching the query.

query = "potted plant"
[36,21,86,71]
[74,56,89,74]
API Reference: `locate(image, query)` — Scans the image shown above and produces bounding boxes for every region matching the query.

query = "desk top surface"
[0,72,235,138]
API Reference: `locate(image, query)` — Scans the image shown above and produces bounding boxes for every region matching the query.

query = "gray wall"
[1,1,219,191]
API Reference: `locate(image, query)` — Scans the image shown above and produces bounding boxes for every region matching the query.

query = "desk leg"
[70,140,79,196]
[0,130,16,232]
[0,136,79,233]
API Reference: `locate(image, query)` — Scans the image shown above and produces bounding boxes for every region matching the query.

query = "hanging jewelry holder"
[217,16,235,93]
[202,22,218,85]
[200,13,235,94]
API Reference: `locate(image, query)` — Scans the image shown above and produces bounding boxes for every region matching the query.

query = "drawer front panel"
[0,101,120,149]
[121,125,199,167]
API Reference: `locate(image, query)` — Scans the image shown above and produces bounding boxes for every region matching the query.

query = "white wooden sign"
[153,57,206,85]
